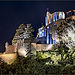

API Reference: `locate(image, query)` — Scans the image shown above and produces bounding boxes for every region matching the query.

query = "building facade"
[36,10,75,44]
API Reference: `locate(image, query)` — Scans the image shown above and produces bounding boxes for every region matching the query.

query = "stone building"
[17,39,31,57]
[4,42,17,54]
[0,42,18,64]
[36,10,75,45]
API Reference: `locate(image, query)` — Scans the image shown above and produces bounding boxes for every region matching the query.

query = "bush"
[0,56,75,74]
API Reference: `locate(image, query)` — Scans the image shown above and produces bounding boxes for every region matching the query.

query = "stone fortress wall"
[0,42,18,64]
[4,42,17,54]
[0,10,75,64]
[0,53,17,64]
[0,40,31,64]
[0,41,53,64]
[31,43,53,51]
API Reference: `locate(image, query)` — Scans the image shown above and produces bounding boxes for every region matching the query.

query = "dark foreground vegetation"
[0,55,75,75]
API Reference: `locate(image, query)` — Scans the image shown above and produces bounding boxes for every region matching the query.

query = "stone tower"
[5,42,17,54]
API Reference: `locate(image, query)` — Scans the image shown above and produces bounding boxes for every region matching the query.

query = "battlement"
[4,42,17,54]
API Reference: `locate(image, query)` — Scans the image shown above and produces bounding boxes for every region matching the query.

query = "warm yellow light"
[56,38,60,43]
[0,53,17,64]
[46,44,53,50]
[18,47,27,57]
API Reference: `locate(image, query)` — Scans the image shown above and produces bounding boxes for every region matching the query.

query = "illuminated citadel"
[36,9,75,44]
[0,9,75,64]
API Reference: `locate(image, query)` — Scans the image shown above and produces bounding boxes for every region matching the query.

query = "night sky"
[0,1,75,51]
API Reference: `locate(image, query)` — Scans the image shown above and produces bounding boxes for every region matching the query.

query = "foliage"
[12,24,34,45]
[0,45,72,74]
[18,24,34,42]
[64,21,75,48]
[56,19,75,49]
[0,55,75,75]
[36,51,51,59]
[12,24,26,45]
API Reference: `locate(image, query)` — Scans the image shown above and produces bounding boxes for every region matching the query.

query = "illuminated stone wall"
[5,42,17,54]
[18,43,30,57]
[0,43,53,64]
[0,42,18,64]
[66,15,75,20]
[31,43,53,51]
[0,53,17,64]
[37,10,75,45]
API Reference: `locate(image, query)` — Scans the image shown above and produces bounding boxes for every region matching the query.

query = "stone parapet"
[31,43,53,51]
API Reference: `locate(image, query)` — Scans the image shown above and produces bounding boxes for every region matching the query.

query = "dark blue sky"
[0,1,75,51]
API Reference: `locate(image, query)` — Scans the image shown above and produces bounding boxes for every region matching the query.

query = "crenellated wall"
[4,42,17,54]
[0,42,53,64]
[31,43,53,51]
[0,53,17,64]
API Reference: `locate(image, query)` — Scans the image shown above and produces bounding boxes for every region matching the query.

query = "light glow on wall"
[63,12,65,19]
[46,16,48,26]
[56,38,60,43]
[50,34,52,44]
[44,28,46,37]
[59,12,65,19]
[54,23,56,26]
[18,47,27,57]
[59,12,62,19]
[46,44,53,50]
[0,53,17,64]
[42,30,44,37]
[47,29,49,44]
[39,30,42,37]
[49,16,51,24]
[53,40,56,44]
[56,13,59,21]
[53,13,55,22]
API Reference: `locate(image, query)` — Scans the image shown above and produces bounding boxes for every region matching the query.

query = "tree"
[63,20,75,49]
[56,21,68,43]
[56,19,75,48]
[12,24,26,45]
[18,24,34,42]
[60,19,75,62]
[56,19,75,65]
